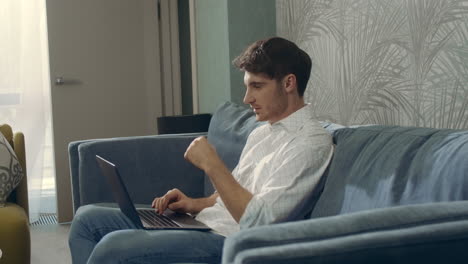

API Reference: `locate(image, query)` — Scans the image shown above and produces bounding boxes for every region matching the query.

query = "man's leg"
[88,229,225,264]
[69,204,225,264]
[69,204,138,264]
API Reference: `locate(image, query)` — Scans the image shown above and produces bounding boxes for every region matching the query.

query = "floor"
[29,137,71,263]
[30,223,72,264]
[29,124,71,263]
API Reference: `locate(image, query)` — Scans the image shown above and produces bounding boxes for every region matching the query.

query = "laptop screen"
[95,155,143,228]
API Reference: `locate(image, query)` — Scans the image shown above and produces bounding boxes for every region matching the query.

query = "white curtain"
[0,0,54,222]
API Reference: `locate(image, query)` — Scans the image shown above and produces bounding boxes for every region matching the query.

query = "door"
[46,0,164,222]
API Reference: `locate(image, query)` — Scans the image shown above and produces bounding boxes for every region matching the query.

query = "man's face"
[243,71,288,124]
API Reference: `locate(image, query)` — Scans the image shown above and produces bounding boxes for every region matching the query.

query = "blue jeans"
[69,204,225,264]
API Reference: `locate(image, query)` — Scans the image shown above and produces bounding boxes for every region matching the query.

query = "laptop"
[96,155,211,231]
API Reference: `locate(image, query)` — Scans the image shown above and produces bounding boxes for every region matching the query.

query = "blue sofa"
[69,101,468,263]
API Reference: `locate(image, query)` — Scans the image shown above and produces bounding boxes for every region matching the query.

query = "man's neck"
[269,98,305,124]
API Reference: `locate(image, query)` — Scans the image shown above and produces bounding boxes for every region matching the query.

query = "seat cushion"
[0,203,30,264]
[312,125,468,218]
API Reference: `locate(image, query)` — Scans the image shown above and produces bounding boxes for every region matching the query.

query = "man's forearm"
[191,193,219,214]
[205,163,253,222]
[183,136,253,221]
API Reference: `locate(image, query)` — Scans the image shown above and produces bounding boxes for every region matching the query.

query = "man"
[69,37,333,264]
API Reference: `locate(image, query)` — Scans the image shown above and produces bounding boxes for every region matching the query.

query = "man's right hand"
[151,188,196,214]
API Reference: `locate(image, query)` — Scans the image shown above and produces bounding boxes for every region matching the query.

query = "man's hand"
[152,189,219,215]
[184,136,221,172]
[151,188,196,214]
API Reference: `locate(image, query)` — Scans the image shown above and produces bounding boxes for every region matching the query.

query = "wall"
[194,0,231,114]
[227,0,277,105]
[194,0,276,113]
[277,0,468,129]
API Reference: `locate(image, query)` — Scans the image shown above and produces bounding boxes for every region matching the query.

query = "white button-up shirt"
[195,104,334,236]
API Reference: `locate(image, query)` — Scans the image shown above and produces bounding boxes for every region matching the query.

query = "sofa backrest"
[311,125,468,218]
[205,102,264,195]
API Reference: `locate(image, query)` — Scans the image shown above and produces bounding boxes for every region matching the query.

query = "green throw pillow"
[0,132,24,207]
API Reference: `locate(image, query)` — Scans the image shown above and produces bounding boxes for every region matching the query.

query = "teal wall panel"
[228,0,277,106]
[195,0,231,114]
[193,0,276,113]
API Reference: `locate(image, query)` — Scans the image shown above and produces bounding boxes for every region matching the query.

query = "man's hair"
[233,37,312,97]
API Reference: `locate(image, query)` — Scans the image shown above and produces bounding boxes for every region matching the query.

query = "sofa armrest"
[223,201,468,264]
[69,133,207,213]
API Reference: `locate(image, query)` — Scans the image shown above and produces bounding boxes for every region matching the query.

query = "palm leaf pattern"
[277,0,468,128]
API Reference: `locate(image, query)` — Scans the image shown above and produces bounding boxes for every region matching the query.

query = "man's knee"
[70,205,101,233]
[69,205,117,244]
[87,230,150,264]
[72,204,123,230]
[74,204,110,221]
[69,205,97,243]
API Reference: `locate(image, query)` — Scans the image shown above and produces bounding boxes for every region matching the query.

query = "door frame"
[159,0,182,116]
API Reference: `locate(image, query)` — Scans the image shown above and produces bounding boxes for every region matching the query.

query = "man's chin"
[255,114,267,122]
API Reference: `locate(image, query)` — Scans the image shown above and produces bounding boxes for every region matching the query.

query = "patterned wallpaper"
[277,0,468,129]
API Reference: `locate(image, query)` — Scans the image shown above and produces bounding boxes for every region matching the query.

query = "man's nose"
[243,89,254,105]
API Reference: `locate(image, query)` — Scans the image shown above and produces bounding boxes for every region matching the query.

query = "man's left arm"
[184,136,252,222]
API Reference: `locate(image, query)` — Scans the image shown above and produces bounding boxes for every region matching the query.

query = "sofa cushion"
[0,133,24,207]
[223,200,468,264]
[0,202,30,264]
[311,125,468,218]
[205,102,263,194]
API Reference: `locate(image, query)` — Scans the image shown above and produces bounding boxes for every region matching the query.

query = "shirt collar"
[270,103,313,132]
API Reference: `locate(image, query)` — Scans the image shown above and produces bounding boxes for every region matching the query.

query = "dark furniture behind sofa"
[157,113,212,135]
[69,101,468,264]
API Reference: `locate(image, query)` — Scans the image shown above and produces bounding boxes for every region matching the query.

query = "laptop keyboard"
[138,210,181,228]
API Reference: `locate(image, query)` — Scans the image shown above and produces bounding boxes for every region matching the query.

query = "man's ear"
[283,74,297,94]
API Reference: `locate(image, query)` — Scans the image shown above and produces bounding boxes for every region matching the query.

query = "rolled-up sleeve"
[239,141,333,229]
